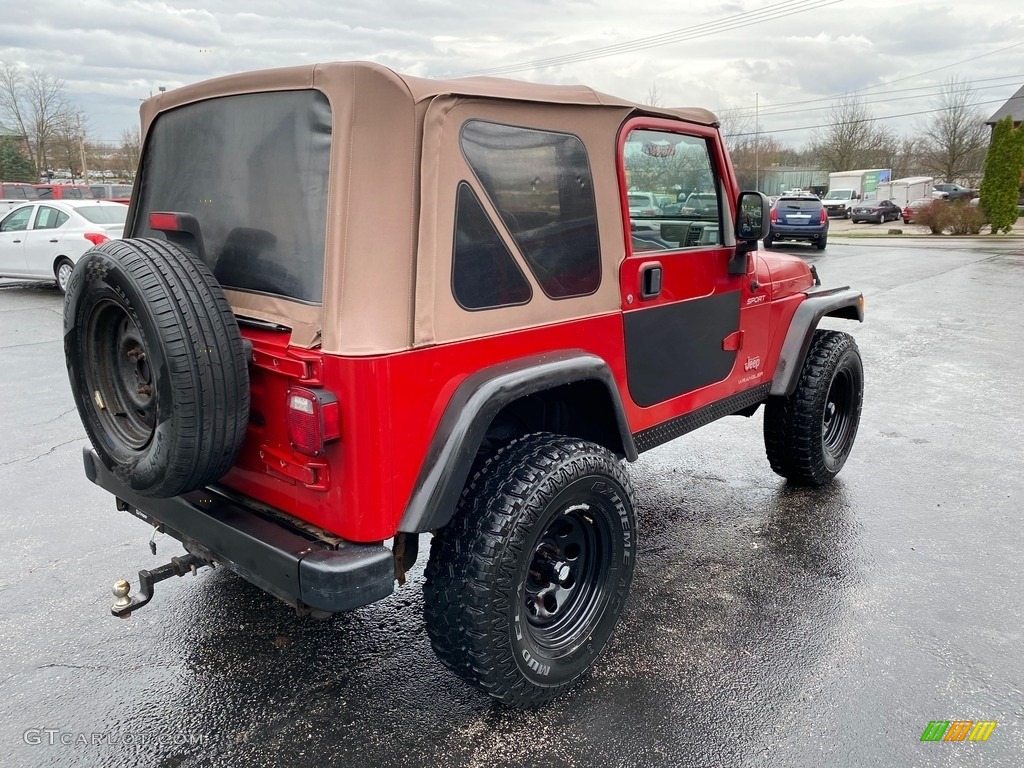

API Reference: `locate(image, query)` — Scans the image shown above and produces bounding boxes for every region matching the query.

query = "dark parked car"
[933,183,978,202]
[851,199,901,224]
[765,193,828,249]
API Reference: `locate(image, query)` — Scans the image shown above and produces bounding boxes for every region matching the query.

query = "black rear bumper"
[83,448,395,613]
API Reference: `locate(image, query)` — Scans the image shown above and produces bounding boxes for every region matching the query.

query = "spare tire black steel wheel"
[64,238,250,498]
[423,432,636,708]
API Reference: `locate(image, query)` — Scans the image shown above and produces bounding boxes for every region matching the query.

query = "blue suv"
[765,193,828,250]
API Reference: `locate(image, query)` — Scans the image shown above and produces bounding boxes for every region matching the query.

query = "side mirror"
[735,191,770,241]
[730,191,770,275]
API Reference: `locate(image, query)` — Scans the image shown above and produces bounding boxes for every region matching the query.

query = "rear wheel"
[423,433,636,707]
[815,233,828,250]
[764,330,863,485]
[763,234,775,248]
[64,238,250,498]
[54,257,74,294]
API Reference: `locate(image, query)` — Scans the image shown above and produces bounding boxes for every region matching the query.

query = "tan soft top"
[138,62,720,355]
[140,61,718,135]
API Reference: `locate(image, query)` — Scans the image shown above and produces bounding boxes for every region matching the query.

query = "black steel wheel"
[424,433,636,707]
[763,330,863,485]
[64,238,249,497]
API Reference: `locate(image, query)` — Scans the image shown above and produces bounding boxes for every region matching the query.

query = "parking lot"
[1,234,1023,767]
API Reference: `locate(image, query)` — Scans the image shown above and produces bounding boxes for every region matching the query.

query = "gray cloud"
[0,0,1020,146]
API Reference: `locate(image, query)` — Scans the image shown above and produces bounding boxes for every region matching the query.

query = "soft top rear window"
[133,89,331,303]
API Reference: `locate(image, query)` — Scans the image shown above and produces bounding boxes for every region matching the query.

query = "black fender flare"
[770,287,865,397]
[398,351,637,533]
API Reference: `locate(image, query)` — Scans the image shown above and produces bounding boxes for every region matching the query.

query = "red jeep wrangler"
[63,62,864,708]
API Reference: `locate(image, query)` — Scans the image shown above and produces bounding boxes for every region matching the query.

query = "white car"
[0,200,127,292]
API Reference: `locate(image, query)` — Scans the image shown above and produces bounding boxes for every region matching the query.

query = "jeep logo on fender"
[744,356,761,372]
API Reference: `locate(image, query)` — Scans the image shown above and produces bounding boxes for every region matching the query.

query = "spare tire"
[64,237,250,498]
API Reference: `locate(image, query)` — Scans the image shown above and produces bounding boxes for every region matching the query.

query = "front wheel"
[763,330,863,485]
[423,433,636,707]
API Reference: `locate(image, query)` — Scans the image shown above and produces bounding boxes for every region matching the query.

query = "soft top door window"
[622,129,721,252]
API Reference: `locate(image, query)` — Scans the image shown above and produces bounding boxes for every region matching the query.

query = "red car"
[35,184,92,201]
[902,198,935,224]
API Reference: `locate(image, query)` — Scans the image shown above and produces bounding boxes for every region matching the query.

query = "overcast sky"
[1,0,1021,148]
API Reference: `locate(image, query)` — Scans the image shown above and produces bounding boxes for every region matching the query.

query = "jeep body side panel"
[398,351,636,533]
[769,287,865,397]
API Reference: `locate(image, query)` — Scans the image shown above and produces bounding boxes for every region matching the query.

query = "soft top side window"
[460,120,601,300]
[451,182,532,310]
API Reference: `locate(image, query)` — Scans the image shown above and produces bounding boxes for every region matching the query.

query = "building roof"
[0,121,26,139]
[986,84,1024,125]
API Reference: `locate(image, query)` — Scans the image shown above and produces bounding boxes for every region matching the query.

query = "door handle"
[639,263,662,299]
[12,239,21,243]
[49,238,59,243]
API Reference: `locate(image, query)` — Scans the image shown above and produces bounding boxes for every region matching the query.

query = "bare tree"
[644,81,662,107]
[51,109,89,178]
[119,126,141,177]
[0,62,73,176]
[811,94,891,172]
[916,76,989,184]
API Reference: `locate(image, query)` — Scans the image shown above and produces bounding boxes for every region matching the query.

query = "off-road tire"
[423,432,636,708]
[64,238,250,497]
[763,330,863,485]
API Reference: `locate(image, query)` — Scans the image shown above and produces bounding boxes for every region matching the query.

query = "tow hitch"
[111,553,208,618]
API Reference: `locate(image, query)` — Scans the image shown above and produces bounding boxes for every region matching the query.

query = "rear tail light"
[819,208,828,224]
[770,208,778,223]
[286,387,341,457]
[84,232,109,246]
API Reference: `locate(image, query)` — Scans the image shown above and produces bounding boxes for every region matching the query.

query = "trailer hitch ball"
[112,579,134,619]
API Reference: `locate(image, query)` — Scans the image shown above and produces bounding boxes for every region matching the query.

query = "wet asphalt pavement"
[1,235,1022,767]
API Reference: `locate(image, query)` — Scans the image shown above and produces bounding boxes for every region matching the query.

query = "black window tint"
[460,120,600,299]
[452,183,532,310]
[133,90,330,303]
